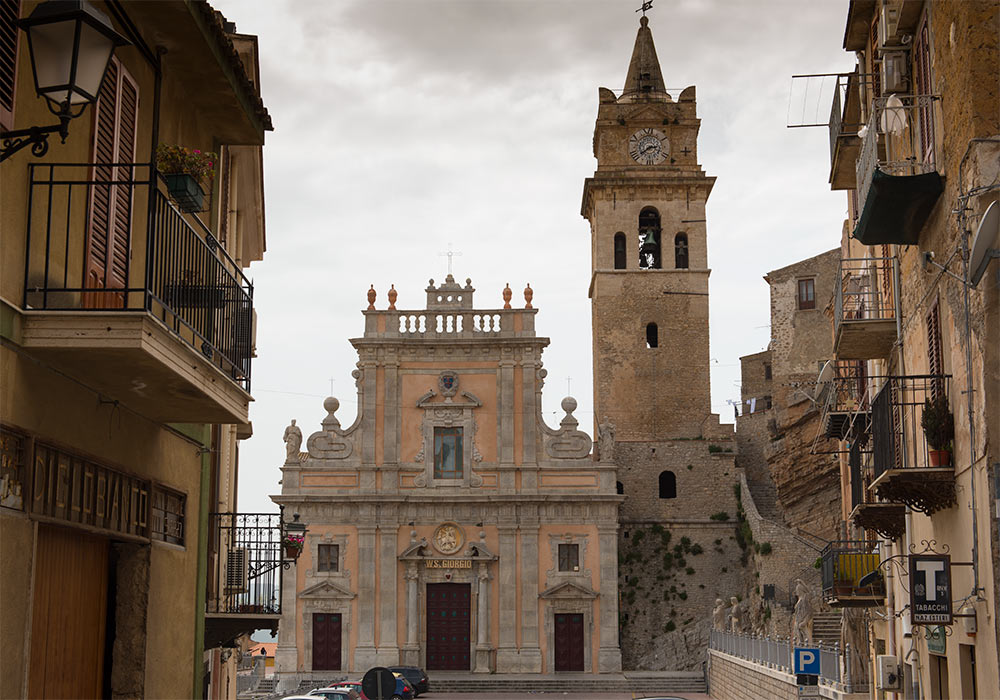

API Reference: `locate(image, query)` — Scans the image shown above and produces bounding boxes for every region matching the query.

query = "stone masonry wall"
[707,650,798,700]
[618,520,744,671]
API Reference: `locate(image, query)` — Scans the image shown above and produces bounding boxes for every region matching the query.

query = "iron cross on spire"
[439,242,463,275]
[635,1,653,16]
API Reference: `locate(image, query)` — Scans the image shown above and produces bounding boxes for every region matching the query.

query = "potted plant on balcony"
[921,392,954,467]
[282,532,304,560]
[156,144,216,213]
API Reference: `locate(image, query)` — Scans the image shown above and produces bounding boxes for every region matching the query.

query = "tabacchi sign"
[910,555,952,625]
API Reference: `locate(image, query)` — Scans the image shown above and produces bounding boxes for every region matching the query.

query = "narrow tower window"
[674,233,689,269]
[658,471,676,499]
[616,481,624,495]
[638,207,661,269]
[614,232,626,269]
[646,323,658,348]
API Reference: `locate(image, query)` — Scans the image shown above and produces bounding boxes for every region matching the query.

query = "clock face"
[628,128,668,165]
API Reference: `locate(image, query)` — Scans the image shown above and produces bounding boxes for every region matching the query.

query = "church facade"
[275,13,741,683]
[274,277,622,685]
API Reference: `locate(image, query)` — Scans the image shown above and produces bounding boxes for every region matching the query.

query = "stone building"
[737,249,842,542]
[819,0,999,696]
[0,2,271,698]
[582,16,742,671]
[273,276,622,686]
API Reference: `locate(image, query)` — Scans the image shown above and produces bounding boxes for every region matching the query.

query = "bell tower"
[582,15,716,440]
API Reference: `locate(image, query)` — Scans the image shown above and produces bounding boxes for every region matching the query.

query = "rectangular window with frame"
[798,278,816,310]
[318,543,339,572]
[151,486,185,545]
[558,543,580,572]
[434,427,463,479]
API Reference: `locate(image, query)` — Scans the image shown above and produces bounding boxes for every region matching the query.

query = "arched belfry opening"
[674,233,689,269]
[638,207,661,269]
[614,232,626,269]
[658,471,676,499]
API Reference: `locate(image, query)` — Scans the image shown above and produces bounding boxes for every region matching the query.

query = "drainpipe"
[193,427,212,699]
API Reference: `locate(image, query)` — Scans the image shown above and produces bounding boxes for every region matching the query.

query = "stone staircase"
[745,476,782,521]
[426,672,706,694]
[812,611,841,646]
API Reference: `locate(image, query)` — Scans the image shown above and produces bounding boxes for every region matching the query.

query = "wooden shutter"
[869,14,881,100]
[926,301,943,382]
[0,0,18,130]
[84,56,138,308]
[913,19,935,162]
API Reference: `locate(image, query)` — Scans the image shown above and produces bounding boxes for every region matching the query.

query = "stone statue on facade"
[793,579,815,643]
[283,419,302,462]
[597,417,615,462]
[841,606,868,687]
[729,596,744,634]
[712,598,727,632]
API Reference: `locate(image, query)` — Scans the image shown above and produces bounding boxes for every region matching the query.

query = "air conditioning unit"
[226,548,249,592]
[881,51,910,93]
[879,0,904,46]
[876,655,902,691]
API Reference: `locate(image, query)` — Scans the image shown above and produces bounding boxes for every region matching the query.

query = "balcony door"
[84,56,137,309]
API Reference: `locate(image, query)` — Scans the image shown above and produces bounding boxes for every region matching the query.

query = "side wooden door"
[28,525,110,698]
[312,613,342,670]
[554,613,585,672]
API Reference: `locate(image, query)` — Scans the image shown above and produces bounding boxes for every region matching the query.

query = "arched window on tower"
[616,481,624,495]
[646,322,658,348]
[638,207,661,269]
[658,471,676,499]
[674,232,689,269]
[614,232,626,269]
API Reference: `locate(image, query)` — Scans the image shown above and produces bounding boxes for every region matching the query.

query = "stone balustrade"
[363,308,538,339]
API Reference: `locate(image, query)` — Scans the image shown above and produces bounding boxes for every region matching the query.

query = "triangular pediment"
[416,390,482,409]
[625,105,669,122]
[539,580,599,599]
[299,579,356,600]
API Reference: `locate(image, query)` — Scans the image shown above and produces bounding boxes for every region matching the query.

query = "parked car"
[331,682,368,700]
[388,667,429,697]
[309,688,359,700]
[391,674,415,700]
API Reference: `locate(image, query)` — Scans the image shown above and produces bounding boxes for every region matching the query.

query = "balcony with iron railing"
[820,540,885,608]
[849,434,905,540]
[827,72,864,190]
[853,94,943,245]
[868,375,956,515]
[823,360,871,440]
[205,512,284,649]
[834,256,898,360]
[19,163,254,424]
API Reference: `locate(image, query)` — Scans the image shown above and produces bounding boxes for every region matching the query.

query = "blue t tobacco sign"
[910,554,952,625]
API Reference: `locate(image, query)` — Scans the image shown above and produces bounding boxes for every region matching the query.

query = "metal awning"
[852,168,943,245]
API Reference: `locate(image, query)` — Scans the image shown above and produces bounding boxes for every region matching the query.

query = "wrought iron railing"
[835,256,898,333]
[827,73,864,164]
[856,94,938,210]
[820,540,885,603]
[207,512,282,615]
[21,163,253,391]
[871,375,952,479]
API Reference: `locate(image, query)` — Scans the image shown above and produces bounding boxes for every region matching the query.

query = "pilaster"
[274,563,299,693]
[598,526,623,672]
[518,508,542,672]
[354,523,378,668]
[495,520,518,671]
[377,516,399,664]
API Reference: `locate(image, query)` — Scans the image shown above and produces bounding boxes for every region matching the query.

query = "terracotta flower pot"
[284,545,301,560]
[928,449,951,467]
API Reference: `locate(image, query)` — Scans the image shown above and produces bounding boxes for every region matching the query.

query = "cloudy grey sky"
[212,0,855,514]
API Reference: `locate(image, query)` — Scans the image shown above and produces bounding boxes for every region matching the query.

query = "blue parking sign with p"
[794,647,821,675]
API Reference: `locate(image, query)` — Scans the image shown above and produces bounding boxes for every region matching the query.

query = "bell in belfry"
[640,228,659,256]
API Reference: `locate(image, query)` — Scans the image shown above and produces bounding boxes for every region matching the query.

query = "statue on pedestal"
[283,419,302,462]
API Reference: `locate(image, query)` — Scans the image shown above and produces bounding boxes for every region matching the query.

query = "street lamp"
[1,0,129,162]
[282,512,308,562]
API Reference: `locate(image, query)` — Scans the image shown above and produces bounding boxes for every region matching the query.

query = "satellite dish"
[880,94,908,136]
[815,360,836,394]
[969,199,1000,287]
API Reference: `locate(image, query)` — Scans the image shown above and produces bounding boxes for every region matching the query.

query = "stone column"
[597,525,623,672]
[377,518,399,664]
[274,562,299,692]
[354,523,378,668]
[495,520,518,671]
[519,509,542,672]
[401,563,420,665]
[474,562,492,672]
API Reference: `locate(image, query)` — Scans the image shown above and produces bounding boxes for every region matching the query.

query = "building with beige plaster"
[273,276,622,687]
[1,3,273,698]
[814,0,999,696]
